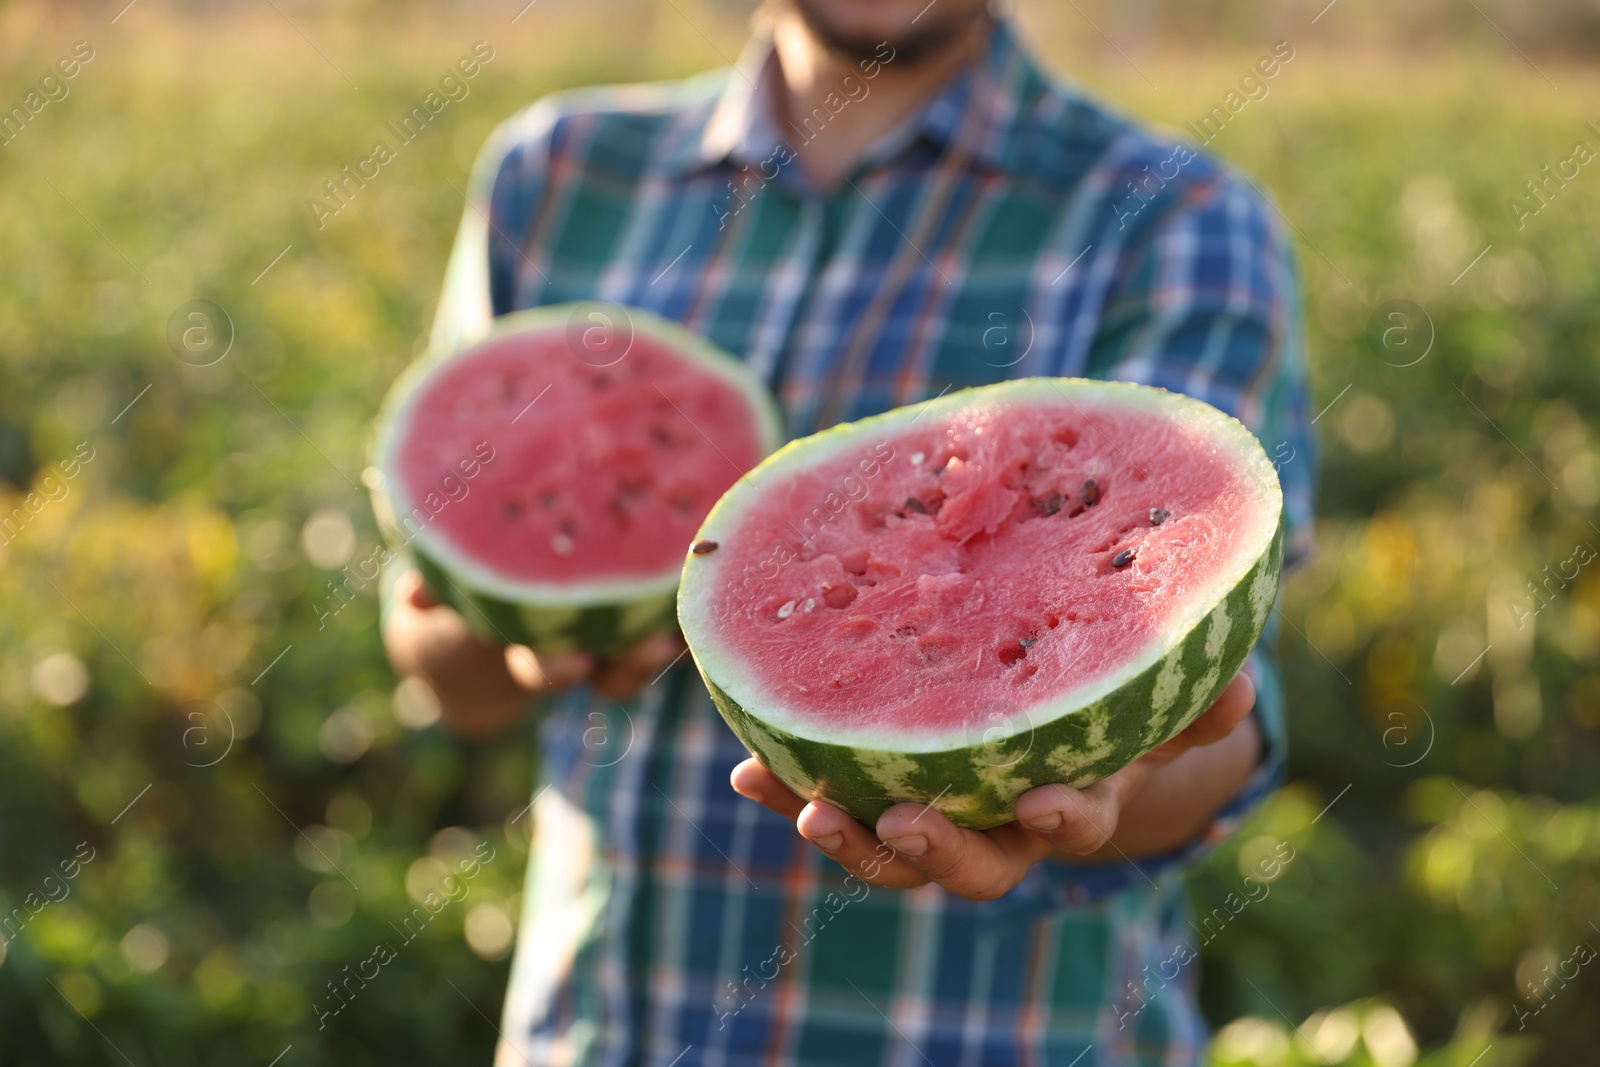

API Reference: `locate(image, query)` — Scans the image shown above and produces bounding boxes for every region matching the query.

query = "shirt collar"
[663,17,1040,181]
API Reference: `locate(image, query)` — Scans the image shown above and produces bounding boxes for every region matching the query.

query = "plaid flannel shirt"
[421,18,1315,1067]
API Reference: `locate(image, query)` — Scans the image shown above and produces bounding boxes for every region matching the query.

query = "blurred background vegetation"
[1,0,1597,1064]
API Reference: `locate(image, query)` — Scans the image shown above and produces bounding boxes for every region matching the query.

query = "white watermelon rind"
[370,303,784,654]
[677,378,1283,830]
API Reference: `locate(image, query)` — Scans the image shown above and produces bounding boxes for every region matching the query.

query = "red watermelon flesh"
[391,329,768,586]
[706,397,1261,737]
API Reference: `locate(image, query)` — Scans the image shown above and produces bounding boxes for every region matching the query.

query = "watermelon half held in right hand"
[369,303,783,655]
[677,378,1283,830]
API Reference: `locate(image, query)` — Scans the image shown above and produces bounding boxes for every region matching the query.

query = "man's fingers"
[1012,776,1132,856]
[504,645,541,689]
[1007,675,1255,861]
[400,570,441,610]
[728,675,1255,896]
[729,757,809,820]
[729,761,923,885]
[503,633,683,698]
[798,802,929,889]
[875,803,1043,901]
[504,644,593,692]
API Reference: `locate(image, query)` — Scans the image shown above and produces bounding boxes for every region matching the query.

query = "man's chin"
[788,0,991,66]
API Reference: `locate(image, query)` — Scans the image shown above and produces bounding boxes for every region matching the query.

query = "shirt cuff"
[1030,638,1287,906]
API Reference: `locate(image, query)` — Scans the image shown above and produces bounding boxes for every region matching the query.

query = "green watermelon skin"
[696,520,1281,830]
[369,303,782,657]
[407,547,680,656]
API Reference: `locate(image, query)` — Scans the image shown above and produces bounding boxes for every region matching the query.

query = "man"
[384,0,1314,1062]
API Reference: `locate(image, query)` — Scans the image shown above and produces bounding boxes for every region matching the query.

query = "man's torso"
[433,22,1310,1067]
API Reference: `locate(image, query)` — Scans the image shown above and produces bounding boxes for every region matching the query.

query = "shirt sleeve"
[1079,172,1316,567]
[1030,173,1314,903]
[430,100,562,352]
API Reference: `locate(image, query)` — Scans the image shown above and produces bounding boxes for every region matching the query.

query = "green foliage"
[1,4,1596,1065]
[1145,39,1600,1067]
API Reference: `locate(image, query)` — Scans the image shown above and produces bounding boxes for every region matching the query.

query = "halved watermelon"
[677,379,1283,830]
[370,304,782,654]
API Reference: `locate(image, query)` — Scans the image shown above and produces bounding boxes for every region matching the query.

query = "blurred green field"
[2,2,1598,1064]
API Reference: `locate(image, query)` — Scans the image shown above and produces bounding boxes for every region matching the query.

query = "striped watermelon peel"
[678,378,1283,830]
[369,303,783,655]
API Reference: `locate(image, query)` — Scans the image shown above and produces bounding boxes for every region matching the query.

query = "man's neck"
[770,11,990,190]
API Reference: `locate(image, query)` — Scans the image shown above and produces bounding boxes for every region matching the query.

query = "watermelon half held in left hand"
[369,303,783,655]
[677,378,1283,830]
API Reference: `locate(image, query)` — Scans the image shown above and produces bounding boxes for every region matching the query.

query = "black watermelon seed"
[1149,507,1171,526]
[1112,549,1135,569]
[904,497,927,514]
[1082,479,1100,507]
[1034,492,1064,517]
[690,539,719,555]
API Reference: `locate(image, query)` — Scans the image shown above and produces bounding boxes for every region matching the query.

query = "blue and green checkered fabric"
[423,19,1315,1067]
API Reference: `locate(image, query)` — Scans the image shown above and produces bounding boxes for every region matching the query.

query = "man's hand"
[382,568,683,740]
[729,673,1261,901]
